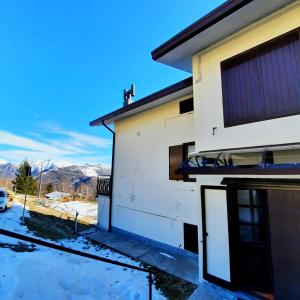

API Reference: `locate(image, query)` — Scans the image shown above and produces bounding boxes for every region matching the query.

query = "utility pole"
[38,161,44,198]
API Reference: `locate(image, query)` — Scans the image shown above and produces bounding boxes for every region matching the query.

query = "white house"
[91,1,300,299]
[92,78,200,255]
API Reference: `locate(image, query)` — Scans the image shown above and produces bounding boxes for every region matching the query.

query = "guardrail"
[0,228,153,299]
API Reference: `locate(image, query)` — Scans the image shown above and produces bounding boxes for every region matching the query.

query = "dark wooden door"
[268,190,300,300]
[235,189,273,294]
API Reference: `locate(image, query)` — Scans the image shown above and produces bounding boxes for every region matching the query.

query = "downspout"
[102,120,115,232]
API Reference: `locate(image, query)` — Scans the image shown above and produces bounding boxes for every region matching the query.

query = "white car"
[0,189,7,211]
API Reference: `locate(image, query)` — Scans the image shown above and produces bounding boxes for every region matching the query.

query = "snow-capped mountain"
[0,163,18,178]
[0,160,110,180]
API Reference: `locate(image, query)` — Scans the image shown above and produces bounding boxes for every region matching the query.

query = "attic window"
[179,98,194,114]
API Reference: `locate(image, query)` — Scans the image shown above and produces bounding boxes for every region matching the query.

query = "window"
[169,145,184,181]
[184,223,198,254]
[237,190,268,243]
[179,98,194,114]
[221,28,300,127]
[169,142,196,181]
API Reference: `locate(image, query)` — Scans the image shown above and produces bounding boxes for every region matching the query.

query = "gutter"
[102,120,115,232]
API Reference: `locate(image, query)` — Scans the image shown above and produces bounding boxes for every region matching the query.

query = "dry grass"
[14,194,95,225]
[11,194,94,241]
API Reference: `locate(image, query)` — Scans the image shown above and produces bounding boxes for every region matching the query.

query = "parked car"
[0,189,7,211]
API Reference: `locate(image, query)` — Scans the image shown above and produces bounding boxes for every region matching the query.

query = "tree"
[12,160,37,195]
[45,183,54,194]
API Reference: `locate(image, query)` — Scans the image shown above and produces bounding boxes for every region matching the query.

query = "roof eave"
[90,76,193,126]
[151,0,254,61]
[151,0,297,72]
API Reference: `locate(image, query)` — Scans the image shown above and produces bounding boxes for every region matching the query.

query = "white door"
[97,195,110,231]
[201,186,231,286]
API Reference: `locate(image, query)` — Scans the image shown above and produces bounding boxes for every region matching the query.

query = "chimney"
[123,84,135,107]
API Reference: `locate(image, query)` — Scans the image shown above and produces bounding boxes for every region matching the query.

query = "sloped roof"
[90,77,193,126]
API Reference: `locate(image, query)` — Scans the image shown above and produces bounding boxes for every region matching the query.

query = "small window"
[169,142,196,181]
[184,223,198,254]
[179,98,194,114]
[237,189,268,243]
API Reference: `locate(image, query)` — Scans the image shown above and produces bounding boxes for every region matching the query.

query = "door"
[235,189,273,295]
[201,186,232,288]
[268,190,300,300]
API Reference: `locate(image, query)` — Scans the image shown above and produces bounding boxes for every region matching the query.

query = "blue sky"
[0,0,224,165]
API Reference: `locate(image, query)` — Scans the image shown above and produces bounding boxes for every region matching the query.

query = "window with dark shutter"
[169,145,184,180]
[179,98,194,114]
[221,28,300,127]
[169,142,196,181]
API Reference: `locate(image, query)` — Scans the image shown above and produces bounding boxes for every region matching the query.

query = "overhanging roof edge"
[90,76,193,127]
[151,0,254,61]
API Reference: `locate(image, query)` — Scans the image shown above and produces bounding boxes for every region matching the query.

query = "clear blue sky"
[0,0,224,165]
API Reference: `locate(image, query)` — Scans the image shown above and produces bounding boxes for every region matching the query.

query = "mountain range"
[0,160,111,187]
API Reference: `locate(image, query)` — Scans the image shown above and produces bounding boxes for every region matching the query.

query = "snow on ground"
[0,204,165,300]
[45,191,70,200]
[49,200,98,220]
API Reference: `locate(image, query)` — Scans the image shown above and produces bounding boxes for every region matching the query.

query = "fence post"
[148,272,153,300]
[74,211,79,233]
[21,176,29,224]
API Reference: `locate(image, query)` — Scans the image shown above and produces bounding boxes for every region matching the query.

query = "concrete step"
[86,230,199,284]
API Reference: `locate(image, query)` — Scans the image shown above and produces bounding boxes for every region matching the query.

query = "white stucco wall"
[192,2,300,152]
[191,2,300,283]
[111,95,200,249]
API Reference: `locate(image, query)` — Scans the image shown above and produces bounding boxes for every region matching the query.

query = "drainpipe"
[102,120,115,232]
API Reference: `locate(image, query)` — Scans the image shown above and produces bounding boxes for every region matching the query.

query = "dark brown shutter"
[222,28,300,127]
[169,145,184,180]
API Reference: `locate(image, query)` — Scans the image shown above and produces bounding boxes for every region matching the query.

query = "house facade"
[93,78,201,255]
[91,1,300,299]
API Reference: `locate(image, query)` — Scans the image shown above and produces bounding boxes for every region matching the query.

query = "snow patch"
[49,201,97,219]
[45,191,70,200]
[0,204,165,300]
[159,252,176,260]
[0,159,7,165]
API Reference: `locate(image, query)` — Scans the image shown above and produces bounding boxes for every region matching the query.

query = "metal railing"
[96,177,111,197]
[0,229,153,299]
